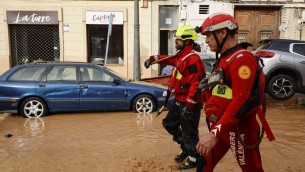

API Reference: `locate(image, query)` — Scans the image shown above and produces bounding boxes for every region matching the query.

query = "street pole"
[104,13,113,67]
[134,0,140,81]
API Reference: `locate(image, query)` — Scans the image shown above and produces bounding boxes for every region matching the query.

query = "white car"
[254,39,305,100]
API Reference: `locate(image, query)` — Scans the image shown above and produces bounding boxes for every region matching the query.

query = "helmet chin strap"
[212,30,228,60]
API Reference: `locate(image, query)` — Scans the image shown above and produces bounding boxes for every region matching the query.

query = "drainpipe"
[134,0,141,81]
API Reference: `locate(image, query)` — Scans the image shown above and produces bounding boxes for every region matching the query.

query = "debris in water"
[4,134,13,138]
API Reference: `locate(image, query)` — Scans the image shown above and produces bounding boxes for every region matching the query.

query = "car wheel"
[132,94,155,113]
[20,97,48,118]
[267,74,296,101]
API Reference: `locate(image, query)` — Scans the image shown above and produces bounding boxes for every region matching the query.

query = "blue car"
[0,62,168,118]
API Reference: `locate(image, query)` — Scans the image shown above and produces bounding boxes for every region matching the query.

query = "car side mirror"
[113,78,120,85]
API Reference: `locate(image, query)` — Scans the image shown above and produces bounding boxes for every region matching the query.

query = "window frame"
[87,25,124,65]
[80,66,114,83]
[291,43,305,56]
[7,66,47,82]
[45,65,78,82]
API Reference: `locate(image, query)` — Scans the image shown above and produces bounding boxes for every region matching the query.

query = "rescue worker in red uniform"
[195,13,267,172]
[144,25,206,170]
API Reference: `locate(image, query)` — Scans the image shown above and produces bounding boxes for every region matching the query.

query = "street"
[0,94,305,172]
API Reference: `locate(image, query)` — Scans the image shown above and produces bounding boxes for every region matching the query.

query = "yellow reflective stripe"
[176,71,182,80]
[172,67,177,77]
[212,84,232,99]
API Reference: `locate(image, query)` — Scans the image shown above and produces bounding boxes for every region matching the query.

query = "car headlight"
[162,90,167,96]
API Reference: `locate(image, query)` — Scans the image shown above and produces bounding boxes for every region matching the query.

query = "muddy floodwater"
[1,94,305,172]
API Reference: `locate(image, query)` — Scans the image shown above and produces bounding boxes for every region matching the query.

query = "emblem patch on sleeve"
[238,65,251,79]
[188,64,198,74]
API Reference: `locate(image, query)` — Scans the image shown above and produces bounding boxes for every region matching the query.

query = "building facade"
[0,0,142,79]
[182,0,305,51]
[0,0,304,79]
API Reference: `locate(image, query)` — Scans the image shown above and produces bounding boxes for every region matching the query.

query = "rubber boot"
[178,156,198,170]
[178,148,199,170]
[174,149,188,163]
[172,134,187,163]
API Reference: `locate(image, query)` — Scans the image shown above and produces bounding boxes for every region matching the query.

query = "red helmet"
[201,13,238,35]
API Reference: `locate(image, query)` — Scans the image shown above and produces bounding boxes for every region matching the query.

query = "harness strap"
[257,105,275,141]
[236,97,274,149]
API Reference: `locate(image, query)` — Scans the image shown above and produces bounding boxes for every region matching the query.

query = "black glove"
[181,107,193,120]
[198,77,209,90]
[144,59,152,69]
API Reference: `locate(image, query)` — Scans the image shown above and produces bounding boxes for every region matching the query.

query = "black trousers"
[162,98,202,153]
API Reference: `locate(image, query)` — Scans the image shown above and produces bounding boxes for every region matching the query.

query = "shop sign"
[86,11,123,25]
[7,11,58,25]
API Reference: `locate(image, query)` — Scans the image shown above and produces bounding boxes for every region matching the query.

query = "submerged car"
[0,62,168,118]
[254,39,305,100]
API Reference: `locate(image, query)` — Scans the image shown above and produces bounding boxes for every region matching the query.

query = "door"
[235,8,280,49]
[37,66,80,110]
[159,30,176,75]
[292,43,305,86]
[159,30,169,75]
[79,66,128,110]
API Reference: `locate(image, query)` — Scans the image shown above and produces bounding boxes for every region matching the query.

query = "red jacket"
[154,45,206,108]
[205,45,263,137]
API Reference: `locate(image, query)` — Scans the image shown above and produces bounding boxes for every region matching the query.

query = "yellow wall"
[0,0,154,80]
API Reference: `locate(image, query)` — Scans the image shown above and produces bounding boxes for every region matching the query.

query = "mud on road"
[0,94,305,172]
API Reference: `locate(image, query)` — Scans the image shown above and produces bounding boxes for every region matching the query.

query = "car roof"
[259,39,305,44]
[257,39,305,52]
[19,61,104,67]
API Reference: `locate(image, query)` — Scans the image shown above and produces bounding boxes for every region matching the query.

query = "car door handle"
[38,83,46,87]
[80,85,88,89]
[300,61,305,64]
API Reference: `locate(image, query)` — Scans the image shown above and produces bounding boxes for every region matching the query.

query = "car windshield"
[103,67,130,81]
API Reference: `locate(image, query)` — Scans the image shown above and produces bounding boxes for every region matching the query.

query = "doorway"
[235,7,280,49]
[159,30,176,75]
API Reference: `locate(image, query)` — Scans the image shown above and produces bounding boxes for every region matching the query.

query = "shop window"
[87,25,124,65]
[9,25,60,67]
